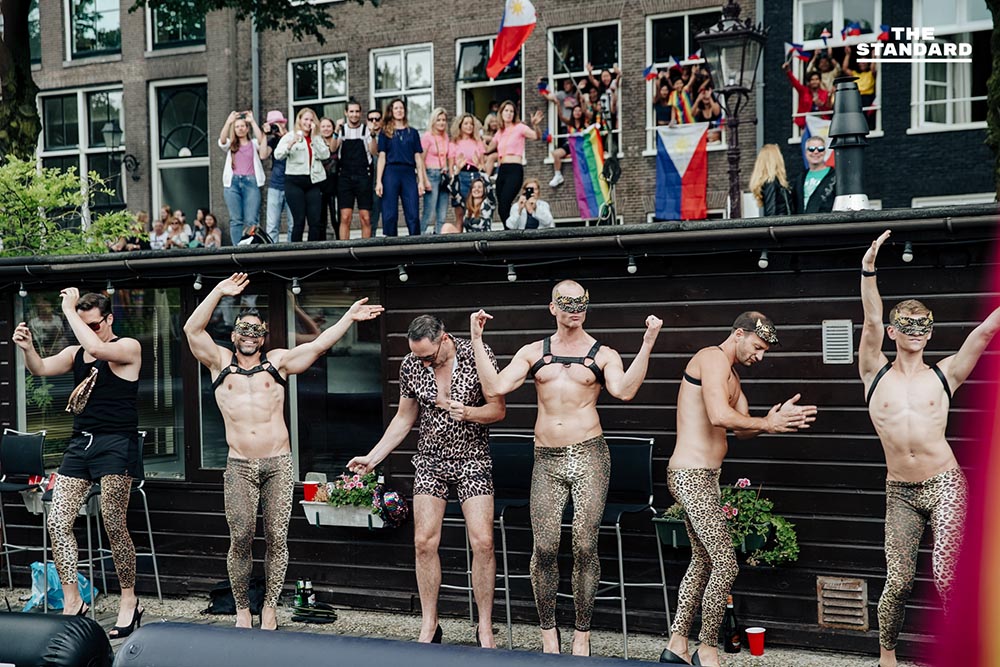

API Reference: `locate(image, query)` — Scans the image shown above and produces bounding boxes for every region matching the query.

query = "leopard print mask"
[234,320,268,338]
[892,314,934,336]
[554,290,590,314]
[744,318,779,345]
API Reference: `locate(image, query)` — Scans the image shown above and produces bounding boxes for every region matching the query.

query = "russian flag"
[801,115,836,169]
[486,0,536,80]
[878,24,890,41]
[643,65,657,81]
[655,123,709,221]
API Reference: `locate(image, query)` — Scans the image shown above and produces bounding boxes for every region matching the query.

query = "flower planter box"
[299,501,384,529]
[652,516,691,548]
[739,531,768,553]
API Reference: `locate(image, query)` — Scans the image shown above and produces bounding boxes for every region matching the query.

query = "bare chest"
[869,371,949,418]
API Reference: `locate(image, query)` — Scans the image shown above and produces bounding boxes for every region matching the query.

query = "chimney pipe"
[829,76,870,211]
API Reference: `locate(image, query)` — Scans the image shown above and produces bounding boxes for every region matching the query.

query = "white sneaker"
[549,172,564,187]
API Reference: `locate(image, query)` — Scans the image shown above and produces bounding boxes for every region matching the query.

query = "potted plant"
[655,477,799,566]
[299,472,385,529]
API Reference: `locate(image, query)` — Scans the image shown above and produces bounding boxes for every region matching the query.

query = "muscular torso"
[212,349,290,460]
[866,365,956,482]
[528,338,605,447]
[670,348,741,470]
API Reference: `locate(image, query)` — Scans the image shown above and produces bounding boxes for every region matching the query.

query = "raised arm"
[12,323,76,377]
[60,288,141,365]
[347,397,419,475]
[245,111,267,157]
[470,309,533,398]
[859,230,890,381]
[278,298,384,376]
[603,315,663,401]
[218,111,238,148]
[183,272,249,371]
[940,305,1000,388]
[521,111,545,141]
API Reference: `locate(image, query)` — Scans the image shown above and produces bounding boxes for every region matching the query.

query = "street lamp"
[696,0,768,219]
[101,120,141,182]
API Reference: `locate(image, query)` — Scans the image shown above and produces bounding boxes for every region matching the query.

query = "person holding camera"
[218,110,268,245]
[274,108,331,242]
[261,111,293,243]
[504,179,554,230]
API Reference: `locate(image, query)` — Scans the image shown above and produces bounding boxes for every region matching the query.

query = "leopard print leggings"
[529,435,610,632]
[48,474,136,589]
[223,454,295,609]
[668,468,738,649]
[878,467,967,650]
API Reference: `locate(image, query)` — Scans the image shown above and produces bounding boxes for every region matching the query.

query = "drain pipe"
[829,76,870,211]
[251,17,260,119]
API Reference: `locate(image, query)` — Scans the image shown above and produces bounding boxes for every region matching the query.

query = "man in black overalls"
[183,273,383,630]
[336,99,375,240]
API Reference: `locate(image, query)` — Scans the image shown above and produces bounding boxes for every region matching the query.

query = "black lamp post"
[695,0,767,219]
[101,120,141,182]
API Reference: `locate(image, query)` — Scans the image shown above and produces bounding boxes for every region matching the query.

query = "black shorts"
[58,432,142,482]
[337,170,373,211]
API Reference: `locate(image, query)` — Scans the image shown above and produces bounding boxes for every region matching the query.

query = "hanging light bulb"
[758,250,769,269]
[17,282,27,298]
[398,265,409,283]
[105,279,115,295]
[627,255,637,275]
[901,241,914,263]
[192,274,203,291]
[507,264,517,282]
[291,278,302,295]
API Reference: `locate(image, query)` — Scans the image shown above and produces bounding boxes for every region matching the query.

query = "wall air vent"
[822,320,854,364]
[817,576,868,631]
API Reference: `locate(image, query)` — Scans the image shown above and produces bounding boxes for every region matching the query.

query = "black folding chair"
[0,429,49,609]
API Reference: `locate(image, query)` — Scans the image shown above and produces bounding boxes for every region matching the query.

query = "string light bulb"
[507,264,517,282]
[758,250,769,269]
[105,280,115,295]
[291,278,301,295]
[193,274,203,291]
[901,241,914,263]
[627,255,637,274]
[398,265,409,282]
[17,283,27,298]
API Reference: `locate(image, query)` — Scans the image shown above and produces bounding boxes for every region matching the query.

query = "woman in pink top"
[485,100,543,223]
[218,110,267,245]
[448,113,486,229]
[420,108,452,234]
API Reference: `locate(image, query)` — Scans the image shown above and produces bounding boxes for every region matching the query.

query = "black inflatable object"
[113,623,660,667]
[0,611,113,667]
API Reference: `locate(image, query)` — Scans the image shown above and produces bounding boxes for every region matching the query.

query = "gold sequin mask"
[554,290,590,313]
[234,320,268,338]
[892,313,934,336]
[745,318,779,345]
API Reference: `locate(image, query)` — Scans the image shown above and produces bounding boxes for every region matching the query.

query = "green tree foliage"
[0,156,133,257]
[988,0,1000,198]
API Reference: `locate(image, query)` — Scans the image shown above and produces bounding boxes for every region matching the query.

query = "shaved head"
[552,280,585,302]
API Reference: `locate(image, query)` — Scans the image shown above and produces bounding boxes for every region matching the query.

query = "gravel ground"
[2,587,925,666]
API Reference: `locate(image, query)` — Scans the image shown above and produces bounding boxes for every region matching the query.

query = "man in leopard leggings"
[661,312,817,667]
[184,273,383,630]
[471,280,663,657]
[14,290,143,639]
[860,231,1000,667]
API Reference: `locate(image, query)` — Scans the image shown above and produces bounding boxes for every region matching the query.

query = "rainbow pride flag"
[567,125,611,220]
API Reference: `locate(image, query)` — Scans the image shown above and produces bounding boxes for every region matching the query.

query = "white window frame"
[790,0,884,142]
[144,3,206,54]
[370,43,434,132]
[287,53,351,124]
[911,193,994,208]
[148,77,209,220]
[908,0,990,134]
[37,85,126,226]
[643,9,728,156]
[546,20,623,162]
[454,36,525,121]
[64,0,121,60]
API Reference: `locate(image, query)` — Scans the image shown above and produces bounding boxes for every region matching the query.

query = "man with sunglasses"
[367,110,383,233]
[470,281,662,657]
[348,315,505,647]
[793,135,836,214]
[861,231,1000,667]
[13,290,144,637]
[184,273,383,631]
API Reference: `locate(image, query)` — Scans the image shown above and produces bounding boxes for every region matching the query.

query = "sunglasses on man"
[367,116,381,122]
[806,146,825,153]
[86,315,109,332]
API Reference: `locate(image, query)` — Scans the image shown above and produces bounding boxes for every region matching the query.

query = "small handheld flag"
[537,79,550,96]
[877,24,890,41]
[643,65,657,81]
[820,27,830,45]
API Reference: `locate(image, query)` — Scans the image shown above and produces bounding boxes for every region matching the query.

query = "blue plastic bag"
[21,562,98,612]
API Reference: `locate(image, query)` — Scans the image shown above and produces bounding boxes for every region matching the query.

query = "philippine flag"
[486,0,537,79]
[801,115,836,169]
[655,123,709,221]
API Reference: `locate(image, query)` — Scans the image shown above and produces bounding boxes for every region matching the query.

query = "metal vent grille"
[822,320,854,364]
[817,576,868,630]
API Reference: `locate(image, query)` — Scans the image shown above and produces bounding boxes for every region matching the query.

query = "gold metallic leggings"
[223,454,295,609]
[529,436,610,632]
[878,468,967,650]
[47,474,136,589]
[668,468,738,649]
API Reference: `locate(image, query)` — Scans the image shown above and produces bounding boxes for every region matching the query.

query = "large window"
[371,44,433,131]
[456,37,523,122]
[0,0,41,63]
[68,0,121,58]
[149,1,206,50]
[151,80,210,223]
[17,288,186,479]
[289,54,349,122]
[39,87,126,218]
[911,0,990,131]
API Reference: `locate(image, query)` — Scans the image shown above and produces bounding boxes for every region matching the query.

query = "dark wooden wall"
[1,223,995,659]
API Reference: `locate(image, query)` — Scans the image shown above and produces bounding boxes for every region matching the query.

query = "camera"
[238,113,247,120]
[524,187,535,198]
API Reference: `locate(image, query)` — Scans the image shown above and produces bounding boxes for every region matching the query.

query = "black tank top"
[72,340,138,434]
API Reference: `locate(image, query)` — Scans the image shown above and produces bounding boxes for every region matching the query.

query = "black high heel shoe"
[75,601,89,616]
[108,601,143,640]
[431,624,443,644]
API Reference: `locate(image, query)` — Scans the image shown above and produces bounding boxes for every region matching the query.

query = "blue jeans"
[223,174,262,245]
[420,168,451,234]
[265,187,292,242]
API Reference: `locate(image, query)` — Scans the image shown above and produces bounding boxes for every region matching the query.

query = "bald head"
[552,280,585,302]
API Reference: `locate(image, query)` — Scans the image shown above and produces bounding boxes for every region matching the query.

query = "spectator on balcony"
[750,144,794,217]
[157,204,172,229]
[367,109,383,234]
[262,110,292,243]
[275,108,331,242]
[449,113,486,228]
[807,48,842,93]
[782,61,832,129]
[794,136,836,214]
[546,103,588,189]
[109,212,151,252]
[317,117,340,241]
[173,209,193,238]
[505,179,553,230]
[653,77,674,127]
[421,108,453,235]
[165,217,190,250]
[336,100,375,240]
[463,176,496,234]
[481,113,500,179]
[486,101,544,225]
[843,45,878,131]
[665,71,696,125]
[218,111,268,245]
[692,79,724,143]
[149,218,168,250]
[586,62,619,119]
[376,98,428,236]
[201,212,223,249]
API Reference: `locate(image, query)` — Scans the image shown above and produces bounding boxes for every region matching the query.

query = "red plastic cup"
[746,627,766,656]
[302,482,319,502]
[28,475,43,486]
